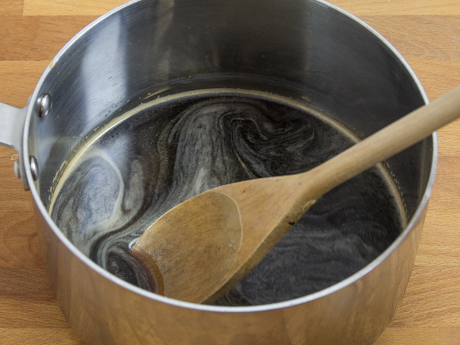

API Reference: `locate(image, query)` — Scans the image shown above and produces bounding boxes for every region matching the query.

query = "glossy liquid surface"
[50,90,405,306]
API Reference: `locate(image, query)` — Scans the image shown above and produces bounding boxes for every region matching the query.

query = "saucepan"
[0,0,434,344]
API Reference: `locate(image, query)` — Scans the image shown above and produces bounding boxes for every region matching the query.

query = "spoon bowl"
[131,191,242,301]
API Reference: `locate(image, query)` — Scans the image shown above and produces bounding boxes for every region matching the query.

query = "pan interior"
[48,89,406,306]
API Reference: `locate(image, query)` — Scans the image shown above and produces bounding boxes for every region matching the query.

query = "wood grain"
[23,0,129,16]
[374,327,460,345]
[0,268,68,328]
[333,0,460,16]
[0,16,97,61]
[0,61,49,107]
[361,16,460,61]
[0,329,85,345]
[390,265,460,327]
[0,0,23,15]
[0,0,459,344]
[0,212,41,268]
[21,0,460,16]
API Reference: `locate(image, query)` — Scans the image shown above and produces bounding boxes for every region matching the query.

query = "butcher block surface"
[0,0,459,344]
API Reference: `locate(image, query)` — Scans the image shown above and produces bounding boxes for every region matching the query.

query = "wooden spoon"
[131,86,460,304]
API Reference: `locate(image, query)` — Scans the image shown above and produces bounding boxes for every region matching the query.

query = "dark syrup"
[49,90,405,306]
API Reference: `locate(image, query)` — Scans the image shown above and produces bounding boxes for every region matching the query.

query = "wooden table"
[0,0,459,343]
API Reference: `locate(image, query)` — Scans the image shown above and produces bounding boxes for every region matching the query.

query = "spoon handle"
[304,85,460,199]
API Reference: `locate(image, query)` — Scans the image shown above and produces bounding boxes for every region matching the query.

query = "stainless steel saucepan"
[0,0,435,344]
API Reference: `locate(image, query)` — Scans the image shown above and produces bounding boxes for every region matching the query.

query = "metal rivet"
[29,156,39,181]
[37,93,51,118]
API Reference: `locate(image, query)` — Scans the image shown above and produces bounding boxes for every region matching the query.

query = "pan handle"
[0,102,30,190]
[0,103,27,151]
